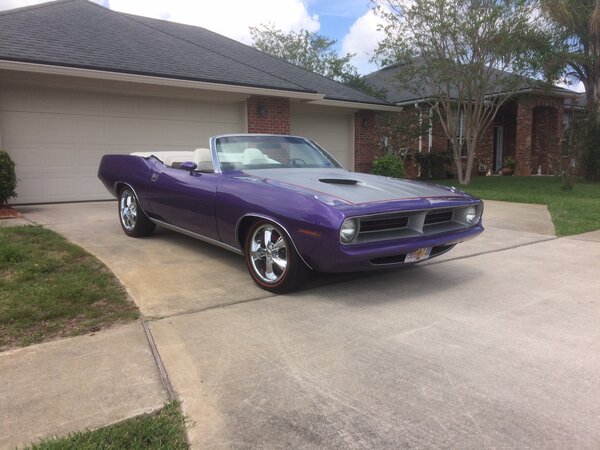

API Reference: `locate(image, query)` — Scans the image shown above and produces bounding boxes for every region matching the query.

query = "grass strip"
[435,176,600,236]
[0,226,138,350]
[25,401,188,450]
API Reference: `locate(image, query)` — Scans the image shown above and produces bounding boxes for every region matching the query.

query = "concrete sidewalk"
[0,323,168,449]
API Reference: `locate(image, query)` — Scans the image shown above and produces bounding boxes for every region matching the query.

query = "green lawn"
[435,176,600,236]
[25,402,188,450]
[0,226,139,350]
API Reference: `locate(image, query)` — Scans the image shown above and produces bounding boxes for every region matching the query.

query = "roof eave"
[393,86,577,106]
[0,59,326,101]
[309,98,401,112]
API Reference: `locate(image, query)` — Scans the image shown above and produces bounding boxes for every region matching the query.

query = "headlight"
[340,218,357,243]
[465,206,478,224]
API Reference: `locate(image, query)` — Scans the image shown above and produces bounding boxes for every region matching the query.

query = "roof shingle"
[0,0,390,106]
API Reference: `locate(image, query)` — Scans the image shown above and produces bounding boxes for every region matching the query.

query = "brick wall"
[247,96,290,135]
[354,110,381,173]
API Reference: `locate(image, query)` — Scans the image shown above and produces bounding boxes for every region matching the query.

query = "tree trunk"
[590,0,600,123]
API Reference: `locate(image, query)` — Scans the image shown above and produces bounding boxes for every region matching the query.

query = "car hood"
[241,168,468,206]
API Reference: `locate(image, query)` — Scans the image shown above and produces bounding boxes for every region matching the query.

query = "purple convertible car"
[98,134,483,292]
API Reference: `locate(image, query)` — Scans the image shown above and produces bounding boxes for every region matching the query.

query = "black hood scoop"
[319,178,359,185]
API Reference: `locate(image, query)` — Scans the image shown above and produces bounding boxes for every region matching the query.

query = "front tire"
[118,187,156,237]
[244,220,309,293]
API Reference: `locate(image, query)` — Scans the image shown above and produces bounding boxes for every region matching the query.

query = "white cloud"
[106,0,319,44]
[342,9,385,75]
[557,80,585,93]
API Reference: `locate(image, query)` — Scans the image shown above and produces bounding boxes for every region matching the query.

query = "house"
[0,0,397,204]
[364,63,578,177]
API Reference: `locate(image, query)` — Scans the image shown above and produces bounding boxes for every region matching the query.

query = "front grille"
[424,210,453,225]
[360,216,409,233]
[348,204,481,245]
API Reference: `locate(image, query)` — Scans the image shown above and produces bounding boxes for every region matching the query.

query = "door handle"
[151,173,159,182]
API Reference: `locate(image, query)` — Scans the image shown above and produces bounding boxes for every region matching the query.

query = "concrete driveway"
[21,201,600,448]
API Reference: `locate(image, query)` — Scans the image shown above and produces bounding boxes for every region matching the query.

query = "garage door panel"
[290,104,354,169]
[3,112,241,147]
[1,83,244,203]
[1,85,244,122]
[10,168,103,203]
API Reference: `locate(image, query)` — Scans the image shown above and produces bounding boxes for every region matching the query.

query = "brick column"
[354,110,380,173]
[247,96,290,135]
[515,98,533,175]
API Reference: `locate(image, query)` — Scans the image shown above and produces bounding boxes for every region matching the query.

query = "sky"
[0,0,386,74]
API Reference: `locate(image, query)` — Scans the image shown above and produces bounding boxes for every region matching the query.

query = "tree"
[373,0,553,184]
[540,0,600,181]
[250,24,387,99]
[250,24,357,82]
[540,0,600,120]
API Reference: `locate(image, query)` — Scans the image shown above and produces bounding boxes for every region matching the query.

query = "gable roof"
[0,0,391,107]
[365,62,576,105]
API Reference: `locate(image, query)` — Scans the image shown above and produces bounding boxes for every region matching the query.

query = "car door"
[145,164,220,240]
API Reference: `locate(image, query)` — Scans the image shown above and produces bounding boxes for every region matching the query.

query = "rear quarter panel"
[97,155,155,207]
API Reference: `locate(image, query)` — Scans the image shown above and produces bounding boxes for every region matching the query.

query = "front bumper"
[305,224,484,273]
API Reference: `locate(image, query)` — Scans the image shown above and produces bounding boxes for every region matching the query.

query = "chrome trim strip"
[113,182,150,212]
[235,213,314,270]
[209,136,223,175]
[150,218,243,255]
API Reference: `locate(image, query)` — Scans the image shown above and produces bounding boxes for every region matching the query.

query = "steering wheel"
[289,158,307,166]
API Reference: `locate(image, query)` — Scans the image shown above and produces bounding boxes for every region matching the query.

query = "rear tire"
[118,187,156,237]
[244,220,309,293]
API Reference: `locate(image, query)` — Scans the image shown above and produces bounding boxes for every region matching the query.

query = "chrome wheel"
[120,190,137,232]
[249,224,288,284]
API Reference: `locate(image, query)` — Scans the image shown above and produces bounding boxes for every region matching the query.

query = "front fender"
[215,176,344,264]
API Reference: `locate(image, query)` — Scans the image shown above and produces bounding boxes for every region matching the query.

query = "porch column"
[515,98,533,175]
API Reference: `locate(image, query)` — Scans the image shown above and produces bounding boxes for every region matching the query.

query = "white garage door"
[290,103,354,169]
[0,82,245,203]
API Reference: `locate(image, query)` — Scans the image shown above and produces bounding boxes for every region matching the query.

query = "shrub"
[371,153,405,178]
[569,115,600,182]
[0,150,17,205]
[582,124,600,182]
[416,152,451,179]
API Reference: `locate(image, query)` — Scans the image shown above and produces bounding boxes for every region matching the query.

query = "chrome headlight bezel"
[340,218,358,243]
[465,205,478,224]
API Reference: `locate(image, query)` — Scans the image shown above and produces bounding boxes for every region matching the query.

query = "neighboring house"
[0,0,396,204]
[365,63,578,177]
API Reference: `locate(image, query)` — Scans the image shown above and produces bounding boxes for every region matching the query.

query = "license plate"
[405,247,432,263]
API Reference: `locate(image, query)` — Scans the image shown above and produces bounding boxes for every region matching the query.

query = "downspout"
[417,103,422,178]
[417,102,423,154]
[0,82,4,151]
[428,107,433,153]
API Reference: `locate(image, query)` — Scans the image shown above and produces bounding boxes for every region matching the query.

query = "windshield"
[214,135,342,172]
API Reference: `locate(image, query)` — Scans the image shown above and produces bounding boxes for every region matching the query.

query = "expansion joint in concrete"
[142,321,176,402]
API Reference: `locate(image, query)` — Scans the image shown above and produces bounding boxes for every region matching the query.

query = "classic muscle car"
[98,134,483,293]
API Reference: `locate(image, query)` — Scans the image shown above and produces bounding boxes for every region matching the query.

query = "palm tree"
[540,0,600,120]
